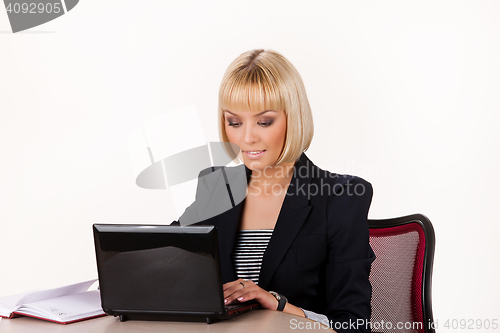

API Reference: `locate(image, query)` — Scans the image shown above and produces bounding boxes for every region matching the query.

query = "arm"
[324,177,375,332]
[302,309,330,326]
[223,280,333,327]
[222,279,305,317]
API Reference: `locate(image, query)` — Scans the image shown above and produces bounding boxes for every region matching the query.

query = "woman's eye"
[228,122,241,127]
[258,121,273,127]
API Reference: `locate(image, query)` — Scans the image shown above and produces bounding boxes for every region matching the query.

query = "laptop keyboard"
[225,303,246,310]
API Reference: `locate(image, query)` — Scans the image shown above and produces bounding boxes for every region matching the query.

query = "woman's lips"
[244,150,266,159]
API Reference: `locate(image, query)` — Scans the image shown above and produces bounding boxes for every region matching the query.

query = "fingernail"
[237,297,244,301]
[224,299,228,304]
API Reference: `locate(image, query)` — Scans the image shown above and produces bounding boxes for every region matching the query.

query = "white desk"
[0,309,335,332]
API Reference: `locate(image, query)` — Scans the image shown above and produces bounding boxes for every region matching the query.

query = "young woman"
[178,49,374,332]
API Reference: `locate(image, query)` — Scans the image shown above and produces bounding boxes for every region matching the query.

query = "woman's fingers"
[224,287,255,305]
[223,278,252,290]
[223,278,244,291]
[223,279,245,298]
[233,289,258,302]
[222,279,278,310]
[223,279,258,304]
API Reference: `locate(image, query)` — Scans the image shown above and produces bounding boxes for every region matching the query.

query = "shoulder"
[297,154,373,199]
[294,155,373,260]
[198,166,223,178]
[322,173,373,200]
[195,164,248,206]
[195,164,249,188]
[305,161,373,251]
[197,163,248,178]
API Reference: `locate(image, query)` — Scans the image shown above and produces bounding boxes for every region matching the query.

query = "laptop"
[92,224,259,324]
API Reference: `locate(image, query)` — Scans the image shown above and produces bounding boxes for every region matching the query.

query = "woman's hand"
[223,279,279,310]
[223,279,306,317]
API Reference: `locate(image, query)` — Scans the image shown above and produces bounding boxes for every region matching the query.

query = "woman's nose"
[242,124,259,144]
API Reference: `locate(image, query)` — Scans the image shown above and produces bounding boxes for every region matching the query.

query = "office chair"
[368,214,435,333]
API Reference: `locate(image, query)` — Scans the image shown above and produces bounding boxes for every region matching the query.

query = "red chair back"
[368,214,435,333]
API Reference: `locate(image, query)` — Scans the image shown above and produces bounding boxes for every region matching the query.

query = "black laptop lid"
[93,224,225,315]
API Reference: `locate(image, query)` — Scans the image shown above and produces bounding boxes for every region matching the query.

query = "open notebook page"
[0,279,97,317]
[14,290,104,323]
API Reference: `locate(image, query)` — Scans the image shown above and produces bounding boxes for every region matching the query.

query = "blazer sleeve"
[324,177,375,333]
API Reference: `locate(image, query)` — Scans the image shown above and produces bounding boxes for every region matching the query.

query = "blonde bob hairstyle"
[218,49,314,165]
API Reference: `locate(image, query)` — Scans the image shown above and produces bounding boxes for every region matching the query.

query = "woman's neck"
[247,163,295,197]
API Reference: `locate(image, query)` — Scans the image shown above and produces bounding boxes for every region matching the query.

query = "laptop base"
[110,301,260,324]
[116,313,218,324]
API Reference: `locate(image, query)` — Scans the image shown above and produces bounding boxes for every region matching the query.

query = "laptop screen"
[93,224,225,314]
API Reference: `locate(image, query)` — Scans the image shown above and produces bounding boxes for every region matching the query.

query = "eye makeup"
[225,114,275,128]
[257,119,274,127]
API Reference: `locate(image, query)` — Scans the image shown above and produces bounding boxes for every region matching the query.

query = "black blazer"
[175,153,374,333]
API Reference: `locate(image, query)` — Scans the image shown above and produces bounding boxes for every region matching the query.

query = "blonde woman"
[177,49,374,332]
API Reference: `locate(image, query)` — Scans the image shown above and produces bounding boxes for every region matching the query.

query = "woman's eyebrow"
[224,110,277,116]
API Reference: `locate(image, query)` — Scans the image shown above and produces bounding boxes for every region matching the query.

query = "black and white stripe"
[231,229,273,285]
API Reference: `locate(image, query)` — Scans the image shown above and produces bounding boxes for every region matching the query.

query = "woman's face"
[224,109,287,171]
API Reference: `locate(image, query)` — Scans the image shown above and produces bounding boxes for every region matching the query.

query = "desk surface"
[0,310,334,332]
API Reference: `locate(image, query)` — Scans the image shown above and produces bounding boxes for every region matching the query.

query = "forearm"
[283,302,306,317]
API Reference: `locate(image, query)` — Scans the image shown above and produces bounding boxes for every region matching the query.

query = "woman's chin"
[242,158,275,171]
[244,161,266,171]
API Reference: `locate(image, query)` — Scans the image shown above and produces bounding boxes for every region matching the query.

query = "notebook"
[92,224,259,323]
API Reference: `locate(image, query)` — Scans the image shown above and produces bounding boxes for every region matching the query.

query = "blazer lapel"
[215,155,314,287]
[258,154,313,290]
[215,200,242,283]
[214,164,251,283]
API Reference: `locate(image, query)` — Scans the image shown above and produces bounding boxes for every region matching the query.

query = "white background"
[1,0,499,331]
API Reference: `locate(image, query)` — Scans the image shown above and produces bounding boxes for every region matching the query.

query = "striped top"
[231,229,274,285]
